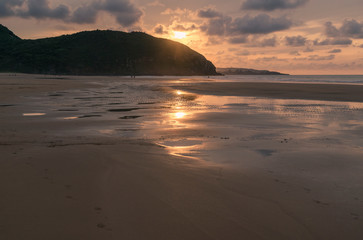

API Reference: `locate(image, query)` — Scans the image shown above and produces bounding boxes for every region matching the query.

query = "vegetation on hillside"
[0,25,218,76]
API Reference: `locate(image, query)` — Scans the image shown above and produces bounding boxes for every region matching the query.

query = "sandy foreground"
[1,74,363,240]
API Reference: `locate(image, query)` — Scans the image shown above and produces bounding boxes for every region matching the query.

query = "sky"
[1,0,363,74]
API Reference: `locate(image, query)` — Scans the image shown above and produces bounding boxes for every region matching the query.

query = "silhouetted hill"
[217,68,288,75]
[0,25,21,42]
[0,25,218,76]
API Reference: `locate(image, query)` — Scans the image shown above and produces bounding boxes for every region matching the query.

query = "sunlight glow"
[173,31,187,39]
[175,112,186,118]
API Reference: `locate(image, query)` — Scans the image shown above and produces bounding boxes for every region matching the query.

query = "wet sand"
[1,74,363,240]
[177,81,363,102]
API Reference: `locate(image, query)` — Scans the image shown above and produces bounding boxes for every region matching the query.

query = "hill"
[217,68,288,75]
[0,25,21,42]
[0,25,218,76]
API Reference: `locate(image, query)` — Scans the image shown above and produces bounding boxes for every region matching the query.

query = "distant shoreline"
[217,67,289,75]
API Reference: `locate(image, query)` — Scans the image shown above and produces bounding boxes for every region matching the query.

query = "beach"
[1,74,363,240]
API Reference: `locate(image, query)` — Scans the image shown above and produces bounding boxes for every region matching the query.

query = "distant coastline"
[217,68,288,75]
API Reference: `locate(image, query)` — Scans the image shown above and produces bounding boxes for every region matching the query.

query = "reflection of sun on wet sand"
[1,74,363,240]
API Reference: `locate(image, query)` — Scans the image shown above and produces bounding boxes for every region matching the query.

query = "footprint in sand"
[97,223,106,228]
[314,200,329,206]
[94,207,102,215]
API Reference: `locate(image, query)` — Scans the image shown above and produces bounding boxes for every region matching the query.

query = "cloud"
[325,22,340,37]
[314,38,352,45]
[235,50,251,56]
[340,19,363,38]
[254,56,287,62]
[0,0,24,17]
[200,16,232,36]
[308,54,335,61]
[0,0,143,27]
[161,7,194,17]
[71,3,99,24]
[200,12,291,47]
[293,54,336,61]
[153,24,168,34]
[228,36,248,44]
[289,50,300,56]
[285,35,306,46]
[241,0,309,11]
[198,8,222,18]
[303,47,314,52]
[173,24,197,32]
[248,36,277,47]
[325,19,363,39]
[328,49,341,53]
[15,0,70,19]
[359,44,363,48]
[147,1,165,7]
[101,0,142,27]
[228,14,292,34]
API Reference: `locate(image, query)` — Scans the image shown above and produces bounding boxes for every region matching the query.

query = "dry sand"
[1,74,363,240]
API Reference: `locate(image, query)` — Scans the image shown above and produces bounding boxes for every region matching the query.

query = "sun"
[173,31,187,39]
[175,112,186,118]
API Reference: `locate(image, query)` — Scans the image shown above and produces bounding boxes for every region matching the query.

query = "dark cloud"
[153,24,168,34]
[71,3,100,24]
[228,36,248,44]
[200,13,291,47]
[325,22,340,37]
[0,0,24,17]
[314,38,352,45]
[20,0,70,19]
[328,49,341,53]
[101,0,142,27]
[285,35,306,46]
[359,44,363,48]
[173,24,197,32]
[325,19,363,39]
[228,14,292,34]
[261,37,277,47]
[303,47,314,52]
[198,8,222,18]
[340,19,363,38]
[0,0,142,27]
[200,16,232,36]
[241,0,309,11]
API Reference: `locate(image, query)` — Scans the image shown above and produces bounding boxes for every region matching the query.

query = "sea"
[200,74,363,84]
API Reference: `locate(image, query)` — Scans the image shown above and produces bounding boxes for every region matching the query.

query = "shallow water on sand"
[19,77,363,166]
